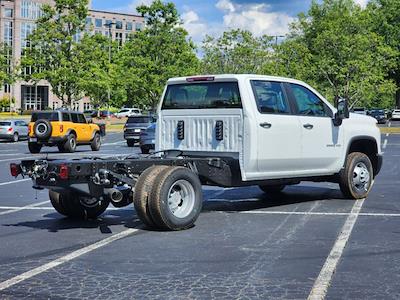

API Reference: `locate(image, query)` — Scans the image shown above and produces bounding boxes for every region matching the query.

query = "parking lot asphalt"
[0,131,399,299]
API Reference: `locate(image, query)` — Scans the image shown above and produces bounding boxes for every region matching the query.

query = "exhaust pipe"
[105,188,123,203]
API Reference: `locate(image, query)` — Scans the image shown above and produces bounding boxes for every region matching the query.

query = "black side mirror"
[333,98,349,126]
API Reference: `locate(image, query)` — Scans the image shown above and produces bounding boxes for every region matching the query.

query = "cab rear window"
[162,82,242,109]
[31,112,59,122]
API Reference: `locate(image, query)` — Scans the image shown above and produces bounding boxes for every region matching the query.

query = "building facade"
[0,0,144,112]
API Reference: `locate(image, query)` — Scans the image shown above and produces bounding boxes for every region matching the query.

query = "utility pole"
[104,22,115,114]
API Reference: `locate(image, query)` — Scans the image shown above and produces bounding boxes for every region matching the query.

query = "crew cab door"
[251,80,303,179]
[286,83,344,173]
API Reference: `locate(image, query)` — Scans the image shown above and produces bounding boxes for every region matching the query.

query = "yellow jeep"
[28,110,105,153]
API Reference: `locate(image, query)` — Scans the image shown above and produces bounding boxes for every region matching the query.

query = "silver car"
[0,120,29,142]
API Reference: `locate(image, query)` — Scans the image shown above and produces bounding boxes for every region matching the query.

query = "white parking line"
[383,139,388,149]
[103,141,125,146]
[307,199,364,300]
[0,178,30,186]
[241,210,400,217]
[0,200,48,216]
[0,228,139,291]
[386,133,389,137]
[388,122,391,127]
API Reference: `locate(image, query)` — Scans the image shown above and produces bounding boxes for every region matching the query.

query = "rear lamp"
[7,127,12,132]
[59,164,69,180]
[60,125,64,133]
[10,163,21,177]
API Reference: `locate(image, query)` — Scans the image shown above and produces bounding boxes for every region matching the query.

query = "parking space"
[0,132,399,299]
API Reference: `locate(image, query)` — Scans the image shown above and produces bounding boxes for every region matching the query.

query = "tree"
[77,34,124,108]
[22,0,89,107]
[201,29,274,74]
[117,0,200,109]
[0,43,16,91]
[368,0,400,108]
[273,0,396,108]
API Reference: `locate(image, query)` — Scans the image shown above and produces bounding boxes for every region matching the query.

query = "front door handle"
[303,123,314,130]
[260,122,272,129]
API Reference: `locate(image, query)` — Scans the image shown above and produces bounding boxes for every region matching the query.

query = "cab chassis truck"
[10,75,382,231]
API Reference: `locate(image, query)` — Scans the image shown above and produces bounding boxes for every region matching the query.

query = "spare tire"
[34,119,52,140]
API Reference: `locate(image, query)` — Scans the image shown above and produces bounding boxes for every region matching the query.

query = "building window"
[21,1,42,20]
[21,22,36,48]
[135,22,143,31]
[105,20,113,26]
[3,8,13,18]
[86,17,92,26]
[3,21,13,46]
[4,84,11,94]
[116,20,123,30]
[115,32,123,46]
[126,22,133,31]
[84,103,91,110]
[95,18,102,28]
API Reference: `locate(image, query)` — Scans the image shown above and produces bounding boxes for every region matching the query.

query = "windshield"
[162,82,242,109]
[0,122,11,126]
[119,109,129,113]
[127,116,153,124]
[31,112,59,122]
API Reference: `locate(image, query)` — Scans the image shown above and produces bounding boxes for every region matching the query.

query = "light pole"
[104,22,115,114]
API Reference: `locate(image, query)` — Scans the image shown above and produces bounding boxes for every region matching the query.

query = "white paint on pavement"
[102,141,126,146]
[0,228,139,291]
[0,200,48,216]
[388,122,391,127]
[0,178,30,186]
[386,133,389,137]
[383,139,388,149]
[307,198,365,300]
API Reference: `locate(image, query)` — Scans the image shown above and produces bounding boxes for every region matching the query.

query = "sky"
[91,0,369,44]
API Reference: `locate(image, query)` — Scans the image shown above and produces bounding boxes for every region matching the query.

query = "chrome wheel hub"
[167,180,195,218]
[352,162,370,192]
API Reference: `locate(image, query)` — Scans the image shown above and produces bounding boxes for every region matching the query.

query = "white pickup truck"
[12,74,382,231]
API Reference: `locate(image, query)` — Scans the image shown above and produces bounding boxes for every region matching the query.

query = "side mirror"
[333,98,349,126]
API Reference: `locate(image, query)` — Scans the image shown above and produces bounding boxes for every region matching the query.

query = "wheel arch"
[346,136,379,177]
[66,129,77,137]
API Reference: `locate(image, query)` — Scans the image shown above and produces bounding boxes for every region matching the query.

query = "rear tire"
[57,144,65,152]
[127,140,135,147]
[28,142,42,154]
[90,132,101,151]
[63,134,77,153]
[12,132,19,143]
[133,165,169,228]
[49,190,109,219]
[148,167,203,231]
[141,146,150,154]
[259,185,286,194]
[339,152,373,199]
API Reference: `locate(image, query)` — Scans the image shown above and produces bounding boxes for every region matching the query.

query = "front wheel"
[63,134,77,153]
[28,142,42,153]
[90,132,101,151]
[339,152,373,199]
[12,132,19,143]
[148,166,203,231]
[141,146,150,154]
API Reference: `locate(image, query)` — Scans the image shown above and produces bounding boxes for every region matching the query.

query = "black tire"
[57,144,65,152]
[28,142,42,154]
[259,185,286,194]
[127,140,135,147]
[90,132,101,151]
[148,166,203,231]
[133,165,169,228]
[49,190,109,219]
[63,134,77,153]
[141,146,150,154]
[12,132,19,143]
[339,152,373,199]
[34,119,52,140]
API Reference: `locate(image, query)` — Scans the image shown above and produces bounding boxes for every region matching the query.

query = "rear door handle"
[260,122,272,129]
[303,124,314,130]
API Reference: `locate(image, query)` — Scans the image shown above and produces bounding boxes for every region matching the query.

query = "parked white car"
[115,108,142,118]
[391,109,400,120]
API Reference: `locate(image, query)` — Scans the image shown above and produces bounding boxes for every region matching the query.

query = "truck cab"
[157,75,382,186]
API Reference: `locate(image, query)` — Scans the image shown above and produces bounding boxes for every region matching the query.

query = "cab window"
[251,80,290,114]
[289,84,330,117]
[77,114,86,124]
[62,113,71,122]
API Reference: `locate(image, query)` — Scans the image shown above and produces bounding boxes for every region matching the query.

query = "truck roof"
[167,74,308,85]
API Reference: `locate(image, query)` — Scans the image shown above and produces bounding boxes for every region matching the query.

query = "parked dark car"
[124,115,156,147]
[99,110,114,119]
[84,110,98,118]
[369,109,386,124]
[139,123,155,154]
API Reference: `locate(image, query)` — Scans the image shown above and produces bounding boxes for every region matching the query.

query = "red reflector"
[59,164,69,180]
[60,124,64,133]
[10,163,21,177]
[186,76,215,82]
[7,127,12,132]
